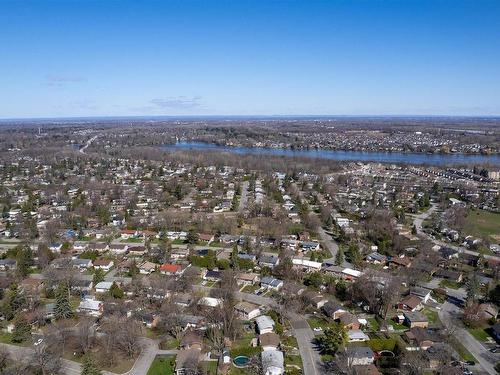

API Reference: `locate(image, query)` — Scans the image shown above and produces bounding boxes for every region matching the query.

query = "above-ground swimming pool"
[233,356,250,367]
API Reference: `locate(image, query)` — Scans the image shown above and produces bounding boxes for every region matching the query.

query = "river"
[164,141,500,167]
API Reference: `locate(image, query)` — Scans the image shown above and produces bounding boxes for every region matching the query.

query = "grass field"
[147,356,175,375]
[464,209,500,241]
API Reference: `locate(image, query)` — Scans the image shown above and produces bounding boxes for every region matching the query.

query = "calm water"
[164,141,500,166]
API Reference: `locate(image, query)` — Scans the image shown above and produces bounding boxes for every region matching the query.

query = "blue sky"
[1,0,499,118]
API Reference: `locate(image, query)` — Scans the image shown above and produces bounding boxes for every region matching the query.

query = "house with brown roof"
[397,295,423,312]
[403,327,441,350]
[339,312,361,330]
[259,332,280,351]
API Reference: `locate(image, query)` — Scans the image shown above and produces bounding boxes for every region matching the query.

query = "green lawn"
[367,318,380,331]
[439,279,462,290]
[147,356,175,375]
[120,238,145,243]
[285,354,303,368]
[464,209,500,242]
[231,333,260,357]
[241,284,260,294]
[390,322,407,331]
[200,361,218,375]
[281,335,299,348]
[422,308,440,325]
[468,328,490,342]
[307,316,330,330]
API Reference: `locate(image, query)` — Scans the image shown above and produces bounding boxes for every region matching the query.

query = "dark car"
[464,360,475,366]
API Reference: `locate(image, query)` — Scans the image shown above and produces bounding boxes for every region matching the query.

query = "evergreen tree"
[186,229,199,244]
[93,268,105,284]
[335,248,344,266]
[109,282,124,299]
[317,323,347,355]
[11,314,31,343]
[81,355,102,375]
[54,282,74,320]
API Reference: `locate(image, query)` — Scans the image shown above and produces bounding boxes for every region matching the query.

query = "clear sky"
[1,0,499,118]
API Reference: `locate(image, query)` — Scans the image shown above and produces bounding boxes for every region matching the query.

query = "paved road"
[79,135,98,154]
[412,204,499,262]
[289,313,324,375]
[439,302,498,375]
[238,181,249,212]
[317,226,352,268]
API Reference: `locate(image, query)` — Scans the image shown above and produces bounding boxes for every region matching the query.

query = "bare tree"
[74,317,96,355]
[30,343,62,375]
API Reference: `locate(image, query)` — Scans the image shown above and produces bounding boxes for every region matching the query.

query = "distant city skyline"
[1,0,499,118]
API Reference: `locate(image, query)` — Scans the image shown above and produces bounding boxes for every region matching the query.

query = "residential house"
[340,312,361,330]
[366,252,387,264]
[72,258,93,270]
[259,332,280,351]
[256,315,275,334]
[108,243,127,255]
[434,269,463,283]
[260,277,283,290]
[389,256,412,268]
[439,247,459,260]
[346,347,375,366]
[403,311,429,328]
[0,259,17,271]
[410,287,432,304]
[204,270,222,282]
[261,350,284,375]
[139,261,157,274]
[93,259,114,272]
[181,331,203,350]
[128,245,147,256]
[292,258,322,272]
[259,255,280,268]
[323,301,348,320]
[175,348,201,375]
[403,327,441,350]
[397,295,423,312]
[95,281,114,294]
[234,302,261,320]
[348,330,370,342]
[77,298,103,317]
[160,263,183,276]
[236,272,260,286]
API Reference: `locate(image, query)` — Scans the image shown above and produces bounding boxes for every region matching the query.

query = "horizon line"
[1,114,500,122]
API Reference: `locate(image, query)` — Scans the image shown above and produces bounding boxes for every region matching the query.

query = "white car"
[34,339,44,346]
[313,327,323,332]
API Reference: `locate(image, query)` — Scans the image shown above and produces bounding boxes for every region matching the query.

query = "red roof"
[160,264,181,273]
